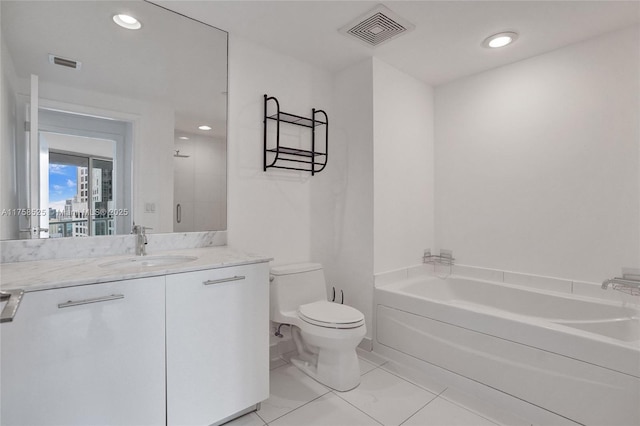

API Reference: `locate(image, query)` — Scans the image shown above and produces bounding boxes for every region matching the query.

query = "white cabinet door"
[0,277,166,426]
[166,263,270,426]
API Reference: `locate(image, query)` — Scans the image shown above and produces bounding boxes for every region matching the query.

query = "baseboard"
[358,337,373,351]
[270,338,296,361]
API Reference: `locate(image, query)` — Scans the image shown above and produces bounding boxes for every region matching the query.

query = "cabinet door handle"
[58,294,124,309]
[0,290,24,323]
[176,203,181,224]
[203,276,245,286]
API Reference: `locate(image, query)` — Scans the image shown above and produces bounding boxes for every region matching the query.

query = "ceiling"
[158,0,640,86]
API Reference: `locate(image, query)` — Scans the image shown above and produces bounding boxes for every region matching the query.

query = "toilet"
[270,263,366,391]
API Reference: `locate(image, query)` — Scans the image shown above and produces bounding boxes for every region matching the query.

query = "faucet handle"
[132,224,153,234]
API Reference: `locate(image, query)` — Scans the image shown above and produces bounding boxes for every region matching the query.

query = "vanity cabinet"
[166,263,270,425]
[0,276,166,426]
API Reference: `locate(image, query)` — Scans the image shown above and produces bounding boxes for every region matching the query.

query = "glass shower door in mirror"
[173,131,227,232]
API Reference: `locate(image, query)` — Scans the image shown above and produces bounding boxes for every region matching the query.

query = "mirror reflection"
[0,0,228,240]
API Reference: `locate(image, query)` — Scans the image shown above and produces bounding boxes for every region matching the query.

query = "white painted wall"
[312,58,375,340]
[226,36,333,264]
[372,58,435,274]
[0,37,19,240]
[434,26,640,283]
[309,57,435,340]
[43,133,115,159]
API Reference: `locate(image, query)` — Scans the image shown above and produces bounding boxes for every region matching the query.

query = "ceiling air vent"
[339,5,415,47]
[48,54,82,70]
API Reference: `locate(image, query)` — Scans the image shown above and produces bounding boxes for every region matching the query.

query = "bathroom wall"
[372,58,435,274]
[309,57,436,340]
[226,41,434,342]
[226,36,333,264]
[434,25,640,283]
[0,37,19,240]
[311,58,375,341]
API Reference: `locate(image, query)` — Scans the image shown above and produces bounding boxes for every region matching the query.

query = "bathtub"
[374,275,640,426]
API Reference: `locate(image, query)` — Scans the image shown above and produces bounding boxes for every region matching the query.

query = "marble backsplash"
[0,231,227,263]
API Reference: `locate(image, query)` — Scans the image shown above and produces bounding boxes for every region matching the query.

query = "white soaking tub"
[374,275,640,426]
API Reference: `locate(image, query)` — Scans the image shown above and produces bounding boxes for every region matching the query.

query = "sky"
[48,163,79,212]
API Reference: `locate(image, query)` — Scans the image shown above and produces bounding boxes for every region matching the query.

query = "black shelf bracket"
[263,94,328,175]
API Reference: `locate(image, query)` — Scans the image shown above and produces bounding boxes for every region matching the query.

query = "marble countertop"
[0,246,272,292]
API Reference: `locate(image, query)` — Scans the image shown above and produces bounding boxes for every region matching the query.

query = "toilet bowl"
[270,263,366,391]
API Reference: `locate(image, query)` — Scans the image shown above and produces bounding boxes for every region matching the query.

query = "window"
[48,151,114,237]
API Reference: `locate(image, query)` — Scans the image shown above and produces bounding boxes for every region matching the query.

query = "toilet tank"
[270,263,328,318]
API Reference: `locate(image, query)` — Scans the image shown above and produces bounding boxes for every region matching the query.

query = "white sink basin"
[99,255,198,269]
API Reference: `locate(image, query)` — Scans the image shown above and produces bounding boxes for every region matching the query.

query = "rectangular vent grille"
[347,12,406,46]
[48,54,82,70]
[340,5,415,48]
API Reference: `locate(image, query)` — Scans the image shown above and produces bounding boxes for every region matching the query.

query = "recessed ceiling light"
[482,31,518,49]
[113,14,142,30]
[179,136,189,140]
[198,125,212,131]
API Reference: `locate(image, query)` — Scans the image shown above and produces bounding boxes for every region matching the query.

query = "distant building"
[48,163,114,237]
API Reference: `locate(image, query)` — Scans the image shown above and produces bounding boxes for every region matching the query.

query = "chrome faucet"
[601,276,640,290]
[132,224,151,256]
[601,278,615,290]
[423,249,455,265]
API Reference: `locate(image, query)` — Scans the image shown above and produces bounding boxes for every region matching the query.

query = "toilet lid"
[298,301,365,329]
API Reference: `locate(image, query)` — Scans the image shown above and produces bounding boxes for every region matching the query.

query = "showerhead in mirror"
[174,150,190,158]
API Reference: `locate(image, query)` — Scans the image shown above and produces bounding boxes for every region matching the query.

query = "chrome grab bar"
[58,294,124,309]
[0,290,24,323]
[203,276,245,286]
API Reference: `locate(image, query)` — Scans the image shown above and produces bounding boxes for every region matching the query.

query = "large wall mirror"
[0,1,227,241]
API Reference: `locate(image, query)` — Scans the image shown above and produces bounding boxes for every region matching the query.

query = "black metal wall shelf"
[263,94,328,175]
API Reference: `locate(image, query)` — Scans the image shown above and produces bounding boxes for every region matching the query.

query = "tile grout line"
[255,409,267,425]
[436,391,506,426]
[333,362,443,426]
[260,389,332,425]
[397,389,444,426]
[377,363,444,396]
[266,359,394,426]
[262,356,383,424]
[265,357,500,425]
[260,362,503,426]
[359,360,387,377]
[330,390,386,426]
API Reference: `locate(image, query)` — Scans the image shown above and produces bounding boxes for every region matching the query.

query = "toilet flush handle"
[330,287,344,304]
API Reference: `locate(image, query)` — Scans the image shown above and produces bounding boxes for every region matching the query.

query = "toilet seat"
[298,301,365,329]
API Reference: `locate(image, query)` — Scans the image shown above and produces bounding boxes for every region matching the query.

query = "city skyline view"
[49,163,78,212]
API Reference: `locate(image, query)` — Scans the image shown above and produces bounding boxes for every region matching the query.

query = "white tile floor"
[225,350,522,426]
